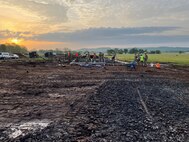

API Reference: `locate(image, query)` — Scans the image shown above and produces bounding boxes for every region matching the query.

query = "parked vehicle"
[29,51,38,58]
[9,54,19,59]
[44,52,56,58]
[0,52,19,59]
[0,52,11,59]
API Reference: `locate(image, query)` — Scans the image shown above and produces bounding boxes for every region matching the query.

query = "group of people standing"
[67,51,105,63]
[134,52,148,66]
[86,52,105,62]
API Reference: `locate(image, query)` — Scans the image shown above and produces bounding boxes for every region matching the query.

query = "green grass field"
[113,53,189,65]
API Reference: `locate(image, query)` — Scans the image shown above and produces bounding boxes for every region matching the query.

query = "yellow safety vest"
[140,55,144,62]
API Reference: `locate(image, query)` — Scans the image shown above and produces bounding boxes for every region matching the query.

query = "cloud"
[1,0,189,34]
[28,27,189,47]
[0,0,68,23]
[0,30,33,38]
[0,0,189,48]
[61,0,189,29]
[0,0,69,33]
[26,26,189,49]
[35,26,179,40]
[1,0,189,33]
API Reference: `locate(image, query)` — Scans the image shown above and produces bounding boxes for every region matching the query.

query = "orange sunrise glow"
[0,0,189,49]
[10,38,22,45]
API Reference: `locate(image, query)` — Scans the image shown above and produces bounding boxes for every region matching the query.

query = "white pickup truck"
[0,52,19,59]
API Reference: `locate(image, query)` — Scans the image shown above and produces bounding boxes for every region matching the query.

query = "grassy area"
[112,53,189,65]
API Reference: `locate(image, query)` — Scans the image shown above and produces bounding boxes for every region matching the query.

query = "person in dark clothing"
[144,52,148,66]
[99,52,102,62]
[68,51,71,62]
[134,53,138,62]
[127,60,137,70]
[112,54,116,63]
[102,53,104,62]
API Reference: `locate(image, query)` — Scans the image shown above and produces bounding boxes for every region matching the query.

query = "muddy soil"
[0,61,189,141]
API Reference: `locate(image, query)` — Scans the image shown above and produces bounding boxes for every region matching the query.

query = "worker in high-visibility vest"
[140,54,144,66]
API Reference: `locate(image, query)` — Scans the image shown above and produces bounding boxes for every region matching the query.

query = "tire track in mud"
[13,77,189,142]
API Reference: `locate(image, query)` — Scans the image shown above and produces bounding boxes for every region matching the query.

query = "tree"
[129,48,138,54]
[114,48,124,54]
[117,49,124,54]
[114,48,119,54]
[107,49,115,55]
[138,49,145,54]
[0,44,6,52]
[179,51,184,54]
[124,49,128,54]
[0,43,28,53]
[149,51,156,54]
[155,50,161,54]
[149,50,161,54]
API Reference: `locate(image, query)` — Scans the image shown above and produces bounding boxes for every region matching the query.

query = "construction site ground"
[0,61,189,142]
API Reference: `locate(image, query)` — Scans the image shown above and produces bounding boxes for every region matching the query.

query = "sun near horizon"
[9,38,22,45]
[0,0,189,50]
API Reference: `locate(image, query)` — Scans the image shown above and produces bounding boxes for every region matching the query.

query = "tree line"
[0,43,28,54]
[38,49,64,55]
[107,48,161,55]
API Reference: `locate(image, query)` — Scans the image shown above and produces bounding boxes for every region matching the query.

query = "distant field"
[112,53,189,65]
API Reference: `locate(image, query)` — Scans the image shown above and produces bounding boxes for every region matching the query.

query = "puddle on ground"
[4,119,51,139]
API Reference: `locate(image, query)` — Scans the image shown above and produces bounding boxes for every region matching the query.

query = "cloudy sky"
[0,0,189,50]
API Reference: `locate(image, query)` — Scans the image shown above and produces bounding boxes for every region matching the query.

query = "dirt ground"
[0,61,189,141]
